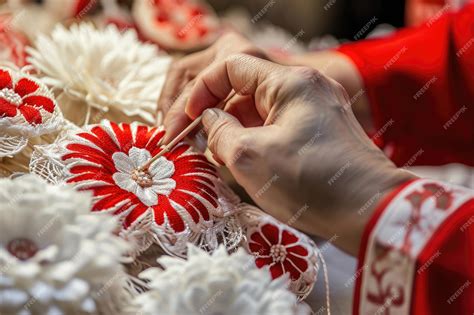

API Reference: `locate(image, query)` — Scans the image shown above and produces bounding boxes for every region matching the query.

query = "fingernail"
[202,109,219,127]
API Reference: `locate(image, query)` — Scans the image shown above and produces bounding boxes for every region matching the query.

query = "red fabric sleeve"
[337,2,474,167]
[354,179,474,314]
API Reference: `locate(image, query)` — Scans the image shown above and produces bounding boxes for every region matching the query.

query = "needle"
[140,90,237,170]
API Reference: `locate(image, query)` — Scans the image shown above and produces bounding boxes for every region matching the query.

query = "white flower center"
[270,244,287,263]
[0,88,22,106]
[112,147,176,207]
[7,238,38,261]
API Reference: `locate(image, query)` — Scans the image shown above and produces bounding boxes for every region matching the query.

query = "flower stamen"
[131,168,153,188]
[270,244,287,263]
[7,238,38,260]
[0,88,22,106]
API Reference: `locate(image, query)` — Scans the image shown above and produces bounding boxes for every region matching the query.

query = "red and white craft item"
[240,208,320,299]
[59,120,228,254]
[132,0,220,50]
[0,67,62,157]
[8,0,97,19]
[0,14,29,67]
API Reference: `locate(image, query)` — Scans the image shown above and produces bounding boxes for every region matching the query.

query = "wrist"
[319,169,417,256]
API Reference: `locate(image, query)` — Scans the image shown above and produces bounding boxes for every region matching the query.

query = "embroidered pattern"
[0,67,62,157]
[61,120,219,235]
[0,14,29,67]
[242,210,319,298]
[358,180,474,315]
[133,0,219,50]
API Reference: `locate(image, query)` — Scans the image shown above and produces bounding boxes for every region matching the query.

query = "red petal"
[124,203,149,228]
[111,122,133,151]
[93,190,132,211]
[255,257,273,268]
[249,242,266,255]
[286,245,309,257]
[91,126,120,154]
[166,143,190,160]
[22,96,54,113]
[0,99,17,117]
[157,196,185,232]
[19,105,42,124]
[287,253,309,272]
[281,230,299,245]
[134,125,154,148]
[261,223,280,244]
[250,232,271,249]
[0,69,12,89]
[14,78,39,97]
[283,260,302,280]
[269,262,284,279]
[169,190,200,224]
[146,130,165,154]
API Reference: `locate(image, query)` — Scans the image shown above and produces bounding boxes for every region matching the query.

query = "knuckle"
[293,66,322,83]
[225,53,249,65]
[228,134,256,168]
[217,31,242,44]
[207,119,231,150]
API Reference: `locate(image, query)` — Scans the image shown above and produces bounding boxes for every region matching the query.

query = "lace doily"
[0,67,63,158]
[132,0,220,51]
[30,120,243,257]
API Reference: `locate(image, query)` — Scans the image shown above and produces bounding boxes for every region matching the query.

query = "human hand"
[159,32,267,143]
[185,54,415,255]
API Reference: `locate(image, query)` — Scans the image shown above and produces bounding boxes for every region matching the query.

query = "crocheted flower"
[135,245,303,315]
[27,23,171,124]
[246,215,319,297]
[0,175,131,315]
[133,0,220,50]
[0,67,62,157]
[60,120,218,235]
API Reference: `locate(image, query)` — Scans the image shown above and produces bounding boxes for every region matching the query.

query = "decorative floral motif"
[358,179,474,315]
[0,175,131,315]
[0,13,29,67]
[135,245,305,315]
[133,0,219,51]
[0,69,54,125]
[243,212,319,298]
[60,120,219,237]
[0,67,62,157]
[27,23,171,124]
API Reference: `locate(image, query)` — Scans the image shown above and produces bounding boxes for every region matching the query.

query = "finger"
[224,95,265,127]
[158,49,214,115]
[186,53,286,119]
[163,80,195,143]
[201,108,246,165]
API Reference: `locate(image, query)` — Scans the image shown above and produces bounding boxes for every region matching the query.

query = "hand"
[159,32,268,143]
[184,54,415,255]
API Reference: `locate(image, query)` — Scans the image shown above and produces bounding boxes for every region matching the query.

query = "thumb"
[202,108,245,165]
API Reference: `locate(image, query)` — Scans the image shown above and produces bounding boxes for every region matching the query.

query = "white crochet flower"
[27,23,171,124]
[135,245,304,315]
[112,147,176,206]
[0,175,131,315]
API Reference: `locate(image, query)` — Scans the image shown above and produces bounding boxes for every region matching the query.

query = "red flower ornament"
[245,213,319,297]
[60,120,221,247]
[0,67,62,157]
[133,0,220,51]
[0,14,29,67]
